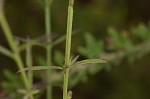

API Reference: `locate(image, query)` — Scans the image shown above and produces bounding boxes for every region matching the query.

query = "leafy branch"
[18,2,107,99]
[0,1,34,98]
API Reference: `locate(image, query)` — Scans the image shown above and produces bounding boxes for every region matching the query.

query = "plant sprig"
[19,1,107,99]
[1,0,107,99]
[0,1,34,99]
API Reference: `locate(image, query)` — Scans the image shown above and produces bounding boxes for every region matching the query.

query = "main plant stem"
[0,11,33,99]
[63,0,74,99]
[45,0,52,99]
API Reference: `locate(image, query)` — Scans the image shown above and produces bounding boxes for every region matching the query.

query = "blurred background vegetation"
[0,0,150,99]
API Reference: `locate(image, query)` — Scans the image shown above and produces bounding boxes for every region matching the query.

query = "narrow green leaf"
[18,66,63,72]
[32,89,40,95]
[70,55,79,65]
[18,89,27,94]
[74,59,107,66]
[18,88,40,95]
[0,45,13,58]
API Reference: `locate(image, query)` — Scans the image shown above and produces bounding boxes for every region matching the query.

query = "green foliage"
[1,23,150,99]
[107,27,133,50]
[77,24,150,76]
[131,23,150,40]
[78,33,104,58]
[1,70,23,99]
[1,0,150,99]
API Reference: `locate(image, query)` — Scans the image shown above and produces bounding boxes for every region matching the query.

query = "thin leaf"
[18,66,63,72]
[18,89,27,94]
[0,45,13,58]
[70,55,79,65]
[74,59,107,66]
[18,88,40,96]
[32,89,40,95]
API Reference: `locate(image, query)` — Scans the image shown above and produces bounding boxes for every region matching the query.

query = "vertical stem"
[0,13,33,99]
[45,0,52,99]
[63,69,70,99]
[15,54,34,99]
[63,0,74,99]
[26,37,33,87]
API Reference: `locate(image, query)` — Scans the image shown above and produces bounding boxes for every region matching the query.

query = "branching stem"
[0,11,34,99]
[45,0,53,99]
[63,0,74,99]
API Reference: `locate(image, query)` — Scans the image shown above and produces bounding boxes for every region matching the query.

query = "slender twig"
[0,7,34,99]
[63,0,74,99]
[0,45,13,58]
[45,0,53,99]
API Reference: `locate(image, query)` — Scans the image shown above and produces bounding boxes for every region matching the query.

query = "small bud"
[68,90,73,99]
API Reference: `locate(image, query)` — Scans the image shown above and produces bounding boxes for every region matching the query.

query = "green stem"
[15,54,34,99]
[0,45,13,58]
[0,13,34,99]
[63,69,70,99]
[45,0,52,99]
[0,14,16,52]
[63,0,74,99]
[26,38,33,87]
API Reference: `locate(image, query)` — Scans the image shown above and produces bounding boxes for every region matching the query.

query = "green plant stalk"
[0,13,34,99]
[0,45,13,58]
[63,0,74,99]
[26,39,33,87]
[45,0,53,99]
